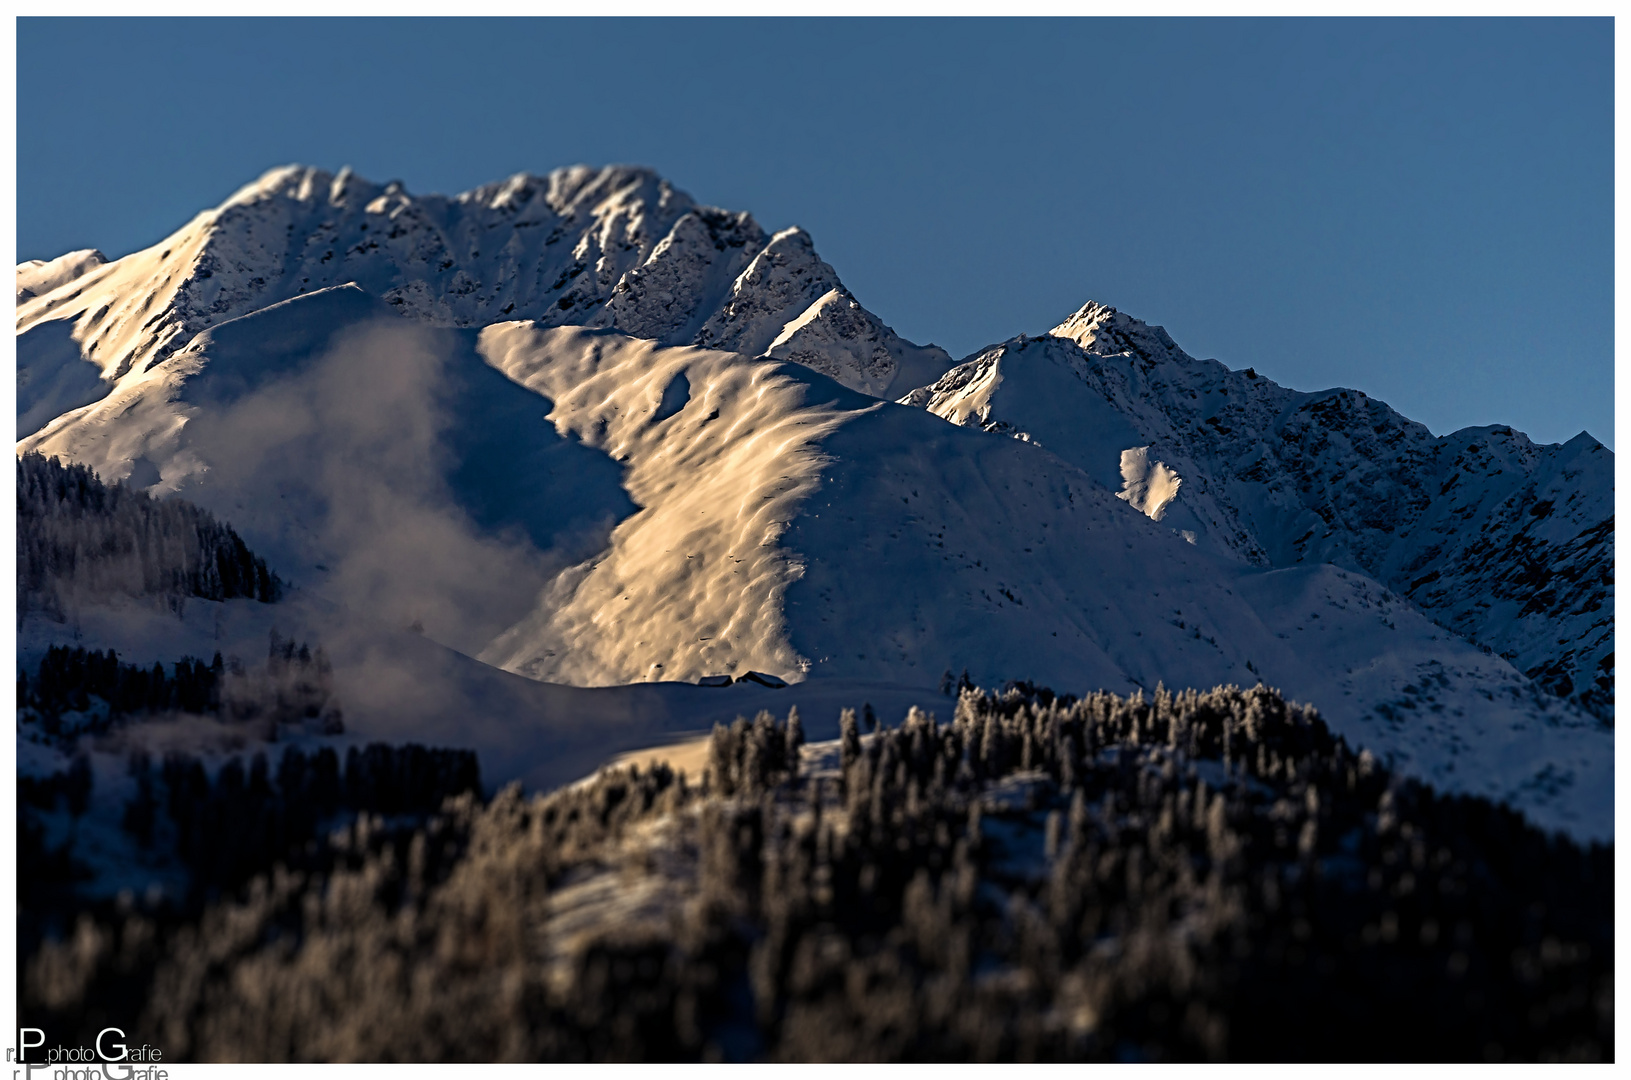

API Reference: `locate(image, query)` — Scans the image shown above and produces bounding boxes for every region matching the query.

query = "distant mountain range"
[15,164,1613,839]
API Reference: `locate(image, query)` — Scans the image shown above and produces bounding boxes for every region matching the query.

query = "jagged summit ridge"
[14,163,952,418]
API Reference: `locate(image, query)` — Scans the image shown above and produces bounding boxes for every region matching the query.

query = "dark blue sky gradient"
[18,17,1612,447]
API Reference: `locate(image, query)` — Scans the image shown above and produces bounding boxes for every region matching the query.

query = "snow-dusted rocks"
[901,301,1614,722]
[14,164,951,408]
[686,226,948,398]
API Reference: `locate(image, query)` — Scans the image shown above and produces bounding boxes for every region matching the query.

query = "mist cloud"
[182,319,561,658]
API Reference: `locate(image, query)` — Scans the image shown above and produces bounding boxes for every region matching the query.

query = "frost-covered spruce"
[17,452,280,618]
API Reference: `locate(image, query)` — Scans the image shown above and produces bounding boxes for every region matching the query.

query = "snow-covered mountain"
[15,164,952,440]
[15,166,1614,840]
[905,301,1614,723]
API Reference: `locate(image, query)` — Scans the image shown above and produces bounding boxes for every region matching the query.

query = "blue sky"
[17,17,1613,447]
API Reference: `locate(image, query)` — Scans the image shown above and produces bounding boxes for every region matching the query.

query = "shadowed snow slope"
[21,286,638,658]
[902,302,1613,722]
[14,591,832,800]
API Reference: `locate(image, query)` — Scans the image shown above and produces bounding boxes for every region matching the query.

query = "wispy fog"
[181,319,562,658]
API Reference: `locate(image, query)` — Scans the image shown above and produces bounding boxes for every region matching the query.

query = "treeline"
[18,631,342,743]
[17,451,281,620]
[20,684,1612,1062]
[21,648,225,736]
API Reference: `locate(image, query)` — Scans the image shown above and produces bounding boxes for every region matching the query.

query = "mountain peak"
[457,163,687,220]
[1048,299,1190,363]
[1048,299,1120,345]
[221,163,319,207]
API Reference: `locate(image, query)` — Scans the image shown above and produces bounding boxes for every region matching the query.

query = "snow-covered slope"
[20,287,1612,836]
[476,322,1610,837]
[16,247,118,438]
[903,302,1614,722]
[14,165,951,417]
[20,285,643,659]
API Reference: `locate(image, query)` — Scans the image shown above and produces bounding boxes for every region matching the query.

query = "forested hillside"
[20,684,1611,1062]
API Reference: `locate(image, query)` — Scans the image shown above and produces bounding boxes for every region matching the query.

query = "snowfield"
[14,165,1614,842]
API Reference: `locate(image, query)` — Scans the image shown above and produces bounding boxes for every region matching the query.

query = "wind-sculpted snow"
[904,301,1613,721]
[14,164,951,403]
[476,324,861,686]
[16,248,106,303]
